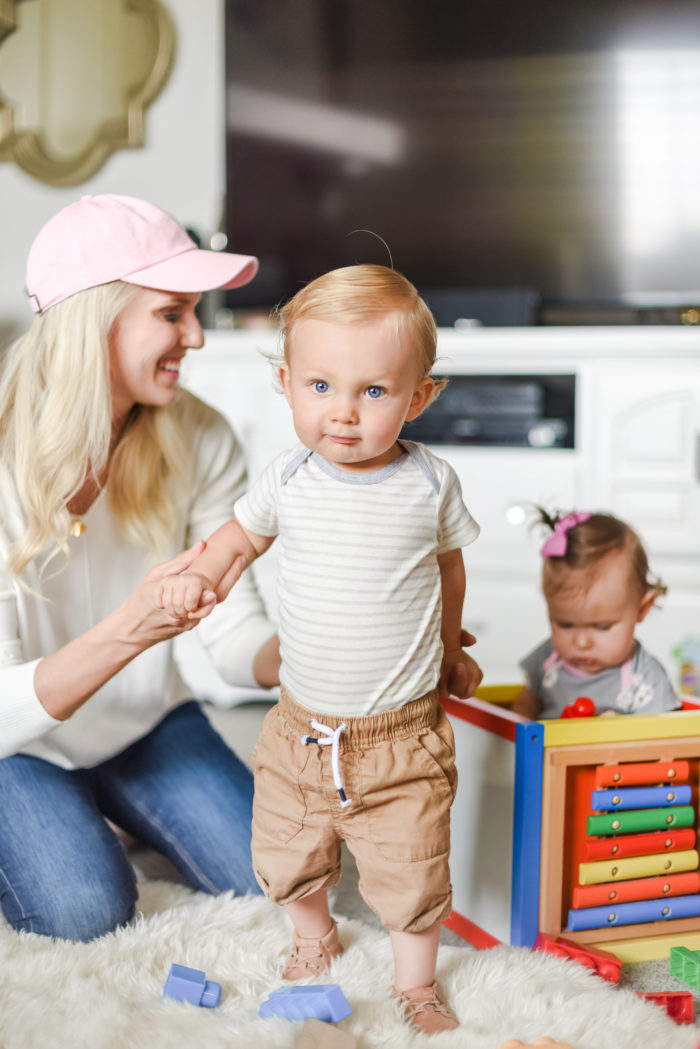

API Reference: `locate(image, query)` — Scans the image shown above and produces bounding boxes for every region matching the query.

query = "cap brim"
[122,246,258,293]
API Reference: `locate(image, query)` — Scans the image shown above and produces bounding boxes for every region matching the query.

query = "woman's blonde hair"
[0,282,186,580]
[538,507,667,600]
[273,264,446,402]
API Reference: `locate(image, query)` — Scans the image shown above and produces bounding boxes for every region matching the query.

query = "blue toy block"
[670,946,700,991]
[259,984,352,1022]
[163,963,222,1008]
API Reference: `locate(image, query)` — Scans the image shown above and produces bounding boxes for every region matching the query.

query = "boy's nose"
[573,629,592,649]
[331,398,358,423]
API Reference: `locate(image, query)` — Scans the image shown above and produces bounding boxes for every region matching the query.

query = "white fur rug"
[0,881,696,1049]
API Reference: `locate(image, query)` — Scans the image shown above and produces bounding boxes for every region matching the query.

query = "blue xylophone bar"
[568,893,700,931]
[591,785,691,811]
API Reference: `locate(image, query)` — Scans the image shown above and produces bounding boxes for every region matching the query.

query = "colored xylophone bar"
[590,786,691,811]
[582,827,695,861]
[578,849,699,885]
[573,871,700,909]
[595,760,689,787]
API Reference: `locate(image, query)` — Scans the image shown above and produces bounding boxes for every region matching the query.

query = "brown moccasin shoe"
[283,918,343,979]
[392,981,459,1034]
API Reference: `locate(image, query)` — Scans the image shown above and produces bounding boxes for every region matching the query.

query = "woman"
[0,194,279,940]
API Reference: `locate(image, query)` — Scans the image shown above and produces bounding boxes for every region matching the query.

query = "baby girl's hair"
[538,507,667,600]
[273,264,447,403]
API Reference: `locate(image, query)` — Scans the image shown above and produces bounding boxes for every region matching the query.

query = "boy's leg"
[339,697,459,1032]
[284,887,343,979]
[390,923,459,1034]
[389,922,441,991]
[286,885,333,936]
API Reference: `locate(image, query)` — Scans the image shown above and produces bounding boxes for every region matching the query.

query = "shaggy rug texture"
[0,881,696,1049]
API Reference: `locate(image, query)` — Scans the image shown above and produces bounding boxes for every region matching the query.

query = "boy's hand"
[440,646,483,699]
[158,572,216,620]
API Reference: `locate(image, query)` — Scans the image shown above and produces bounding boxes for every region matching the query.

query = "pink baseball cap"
[25,193,259,314]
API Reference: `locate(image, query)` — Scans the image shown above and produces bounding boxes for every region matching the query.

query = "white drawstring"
[302,719,353,808]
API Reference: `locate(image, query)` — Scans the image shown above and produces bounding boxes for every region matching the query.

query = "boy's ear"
[637,589,657,623]
[278,362,293,406]
[405,377,435,422]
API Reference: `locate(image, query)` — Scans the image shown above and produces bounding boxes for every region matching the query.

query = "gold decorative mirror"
[0,0,175,186]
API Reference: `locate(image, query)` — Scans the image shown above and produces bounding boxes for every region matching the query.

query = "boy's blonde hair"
[274,264,446,403]
[538,508,667,600]
[0,281,186,580]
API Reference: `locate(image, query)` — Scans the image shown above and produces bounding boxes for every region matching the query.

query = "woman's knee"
[1,863,137,941]
[0,753,139,940]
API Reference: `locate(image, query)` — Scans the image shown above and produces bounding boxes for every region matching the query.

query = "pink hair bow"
[540,512,591,558]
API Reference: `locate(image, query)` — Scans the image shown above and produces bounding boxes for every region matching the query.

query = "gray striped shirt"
[235,440,479,715]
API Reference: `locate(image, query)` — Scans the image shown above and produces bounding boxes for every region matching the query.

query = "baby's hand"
[158,572,216,620]
[440,648,483,699]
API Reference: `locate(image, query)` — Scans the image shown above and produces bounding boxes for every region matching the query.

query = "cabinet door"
[593,365,700,556]
[439,446,581,573]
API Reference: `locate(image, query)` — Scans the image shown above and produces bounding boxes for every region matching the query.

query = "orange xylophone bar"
[595,760,690,788]
[572,870,700,909]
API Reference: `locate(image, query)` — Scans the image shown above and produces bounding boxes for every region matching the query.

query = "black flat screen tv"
[224,0,700,320]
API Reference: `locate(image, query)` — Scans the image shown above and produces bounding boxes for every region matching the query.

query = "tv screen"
[224,0,700,317]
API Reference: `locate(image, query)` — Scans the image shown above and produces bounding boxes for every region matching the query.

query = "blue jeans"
[0,701,261,941]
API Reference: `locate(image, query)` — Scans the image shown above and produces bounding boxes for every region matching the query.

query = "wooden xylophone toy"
[443,685,700,961]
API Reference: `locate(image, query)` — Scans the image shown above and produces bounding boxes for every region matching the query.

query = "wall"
[0,0,225,336]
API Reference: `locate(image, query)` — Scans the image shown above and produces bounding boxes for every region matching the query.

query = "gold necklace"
[70,519,87,537]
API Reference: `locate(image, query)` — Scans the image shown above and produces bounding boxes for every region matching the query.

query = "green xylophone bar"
[587,805,695,837]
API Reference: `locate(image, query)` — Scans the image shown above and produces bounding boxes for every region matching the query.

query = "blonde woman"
[0,195,279,940]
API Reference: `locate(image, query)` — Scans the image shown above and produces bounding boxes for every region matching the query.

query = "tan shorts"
[251,686,457,933]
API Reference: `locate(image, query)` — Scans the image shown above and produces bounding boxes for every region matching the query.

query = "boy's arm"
[438,548,483,698]
[158,519,275,617]
[193,518,275,600]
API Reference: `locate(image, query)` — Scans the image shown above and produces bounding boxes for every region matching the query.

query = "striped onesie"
[234,439,480,716]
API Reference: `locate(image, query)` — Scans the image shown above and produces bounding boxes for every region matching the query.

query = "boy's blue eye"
[313,381,328,393]
[366,386,383,398]
[163,312,180,323]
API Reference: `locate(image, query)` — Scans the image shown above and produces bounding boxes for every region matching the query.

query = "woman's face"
[108,287,204,423]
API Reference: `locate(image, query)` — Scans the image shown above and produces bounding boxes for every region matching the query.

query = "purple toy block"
[259,984,352,1022]
[163,963,222,1008]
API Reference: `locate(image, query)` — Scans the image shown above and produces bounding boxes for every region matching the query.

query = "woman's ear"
[637,589,658,623]
[405,377,435,422]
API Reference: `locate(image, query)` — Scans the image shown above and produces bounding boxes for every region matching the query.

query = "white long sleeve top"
[0,390,276,768]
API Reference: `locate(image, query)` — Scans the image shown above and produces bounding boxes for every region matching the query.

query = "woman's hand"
[118,541,229,646]
[35,542,234,722]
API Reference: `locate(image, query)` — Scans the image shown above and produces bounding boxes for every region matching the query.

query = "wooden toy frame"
[442,686,700,962]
